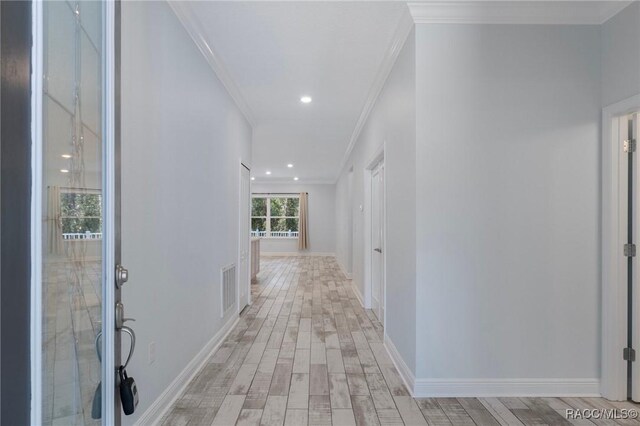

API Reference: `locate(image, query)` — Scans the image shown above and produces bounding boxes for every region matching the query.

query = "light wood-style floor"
[162,256,639,425]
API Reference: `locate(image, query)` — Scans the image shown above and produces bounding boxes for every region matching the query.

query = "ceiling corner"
[406,1,633,25]
[167,0,256,127]
[334,5,414,182]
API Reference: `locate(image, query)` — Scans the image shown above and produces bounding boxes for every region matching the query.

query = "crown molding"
[334,6,414,181]
[407,1,633,25]
[167,1,255,126]
[252,179,336,185]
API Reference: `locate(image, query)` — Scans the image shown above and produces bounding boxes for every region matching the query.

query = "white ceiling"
[173,1,631,183]
[177,1,408,183]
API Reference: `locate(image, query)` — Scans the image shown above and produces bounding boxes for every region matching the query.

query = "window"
[61,190,102,240]
[251,195,299,238]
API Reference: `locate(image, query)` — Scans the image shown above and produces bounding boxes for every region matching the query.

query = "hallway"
[160,257,637,426]
[5,1,640,423]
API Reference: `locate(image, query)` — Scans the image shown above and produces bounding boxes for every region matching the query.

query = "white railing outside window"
[63,232,102,241]
[251,230,298,238]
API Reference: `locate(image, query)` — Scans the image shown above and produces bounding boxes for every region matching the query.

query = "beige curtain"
[47,186,63,255]
[298,192,309,250]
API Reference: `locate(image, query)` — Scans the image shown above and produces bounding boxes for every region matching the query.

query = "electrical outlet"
[148,341,156,365]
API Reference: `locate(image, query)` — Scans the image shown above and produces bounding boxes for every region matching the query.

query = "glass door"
[34,1,121,424]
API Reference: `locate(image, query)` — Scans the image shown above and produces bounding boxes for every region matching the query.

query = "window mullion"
[266,197,271,237]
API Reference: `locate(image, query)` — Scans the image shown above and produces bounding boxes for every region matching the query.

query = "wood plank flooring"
[161,256,640,426]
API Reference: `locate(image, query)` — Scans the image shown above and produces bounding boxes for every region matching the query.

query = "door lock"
[116,264,129,288]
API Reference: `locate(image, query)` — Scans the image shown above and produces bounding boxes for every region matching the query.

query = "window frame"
[60,188,103,241]
[251,194,300,239]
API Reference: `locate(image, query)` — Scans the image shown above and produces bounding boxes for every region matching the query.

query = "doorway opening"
[364,146,386,327]
[239,162,251,312]
[602,94,640,402]
[347,167,354,277]
[623,112,639,401]
[371,161,385,322]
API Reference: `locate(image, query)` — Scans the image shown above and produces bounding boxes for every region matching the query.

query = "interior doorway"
[371,160,385,322]
[625,111,640,401]
[602,95,640,402]
[347,167,354,277]
[239,163,251,311]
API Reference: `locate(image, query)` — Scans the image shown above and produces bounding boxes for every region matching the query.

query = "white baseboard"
[260,251,335,257]
[351,282,365,308]
[413,378,601,398]
[382,334,600,398]
[134,313,241,425]
[337,260,353,279]
[384,334,416,396]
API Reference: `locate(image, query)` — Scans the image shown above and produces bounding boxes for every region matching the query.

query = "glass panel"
[251,218,267,233]
[270,197,286,216]
[251,197,266,217]
[44,1,76,111]
[80,30,101,134]
[284,198,299,216]
[42,1,104,424]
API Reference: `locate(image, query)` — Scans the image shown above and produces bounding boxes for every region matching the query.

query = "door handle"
[115,302,136,329]
[120,325,136,370]
[374,248,382,253]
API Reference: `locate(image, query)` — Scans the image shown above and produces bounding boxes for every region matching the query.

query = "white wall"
[601,1,640,107]
[121,2,251,423]
[252,183,336,254]
[335,169,354,275]
[414,24,601,381]
[335,30,416,372]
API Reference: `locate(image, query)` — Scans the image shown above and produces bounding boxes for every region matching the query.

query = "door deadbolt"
[116,264,129,288]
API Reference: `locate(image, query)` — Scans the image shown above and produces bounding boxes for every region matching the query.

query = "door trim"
[30,0,44,423]
[364,144,386,328]
[602,94,640,400]
[104,1,120,422]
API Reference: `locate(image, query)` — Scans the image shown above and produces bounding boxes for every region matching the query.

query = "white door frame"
[347,167,354,277]
[364,144,386,327]
[602,94,640,400]
[238,160,251,312]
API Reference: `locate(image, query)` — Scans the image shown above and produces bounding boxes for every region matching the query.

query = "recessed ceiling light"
[294,177,299,181]
[287,164,294,168]
[300,96,312,104]
[266,171,271,175]
[251,177,255,181]
[60,169,69,173]
[61,154,72,159]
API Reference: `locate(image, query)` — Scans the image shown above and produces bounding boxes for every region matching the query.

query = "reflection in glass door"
[40,1,105,424]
